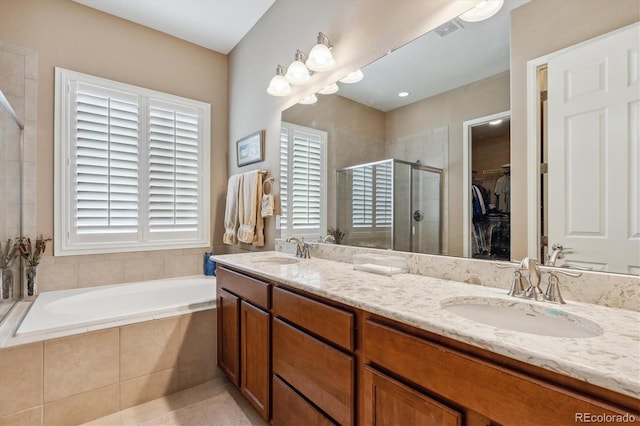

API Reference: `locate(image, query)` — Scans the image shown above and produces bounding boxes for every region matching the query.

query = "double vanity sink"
[216,250,639,401]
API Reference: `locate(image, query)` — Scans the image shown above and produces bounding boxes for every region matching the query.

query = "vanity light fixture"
[267,65,292,96]
[339,69,364,84]
[318,82,339,95]
[459,0,504,22]
[298,94,318,105]
[306,32,336,72]
[489,119,503,125]
[398,91,410,97]
[285,50,312,85]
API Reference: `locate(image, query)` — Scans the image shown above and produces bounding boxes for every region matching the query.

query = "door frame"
[462,110,510,258]
[524,22,637,260]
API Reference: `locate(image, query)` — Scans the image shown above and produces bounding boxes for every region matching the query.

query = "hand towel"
[237,170,259,244]
[261,178,274,218]
[223,173,242,245]
[253,173,265,247]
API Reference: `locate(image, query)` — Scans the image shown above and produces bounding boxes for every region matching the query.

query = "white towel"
[223,173,242,245]
[253,173,265,247]
[238,171,260,244]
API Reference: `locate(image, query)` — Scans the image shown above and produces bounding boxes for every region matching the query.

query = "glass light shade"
[306,44,335,72]
[339,69,364,84]
[267,74,292,96]
[318,83,339,95]
[298,94,318,105]
[459,0,504,22]
[285,50,312,85]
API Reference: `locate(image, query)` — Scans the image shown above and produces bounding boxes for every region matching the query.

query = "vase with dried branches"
[0,239,19,301]
[18,235,52,300]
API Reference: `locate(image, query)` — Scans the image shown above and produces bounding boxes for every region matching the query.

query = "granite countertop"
[212,251,640,400]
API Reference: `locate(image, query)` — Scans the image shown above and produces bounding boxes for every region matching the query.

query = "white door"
[547,23,640,273]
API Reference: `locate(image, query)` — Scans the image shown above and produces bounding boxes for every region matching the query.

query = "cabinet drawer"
[217,267,269,310]
[272,286,354,351]
[272,375,335,426]
[273,318,354,426]
[363,366,461,426]
[363,319,634,426]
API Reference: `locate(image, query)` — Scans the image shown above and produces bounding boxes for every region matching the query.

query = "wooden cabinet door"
[218,288,240,386]
[363,366,462,426]
[272,375,335,426]
[241,300,270,420]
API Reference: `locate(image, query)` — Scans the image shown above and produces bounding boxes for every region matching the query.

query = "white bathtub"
[15,275,216,338]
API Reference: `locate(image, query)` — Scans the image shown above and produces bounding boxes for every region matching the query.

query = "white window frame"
[279,122,327,240]
[54,68,211,255]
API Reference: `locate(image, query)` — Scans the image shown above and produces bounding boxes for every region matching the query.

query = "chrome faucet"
[286,236,310,259]
[520,257,544,301]
[321,234,336,243]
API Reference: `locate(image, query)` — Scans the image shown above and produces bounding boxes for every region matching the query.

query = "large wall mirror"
[279,1,639,276]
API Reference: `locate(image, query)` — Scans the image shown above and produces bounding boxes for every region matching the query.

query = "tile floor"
[83,377,268,426]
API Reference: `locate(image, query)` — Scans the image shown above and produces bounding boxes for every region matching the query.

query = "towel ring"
[263,177,274,194]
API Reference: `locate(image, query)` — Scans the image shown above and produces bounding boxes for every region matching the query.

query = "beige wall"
[229,0,478,250]
[0,0,228,290]
[509,0,640,258]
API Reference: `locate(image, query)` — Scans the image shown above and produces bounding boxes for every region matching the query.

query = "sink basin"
[251,256,300,265]
[441,297,603,338]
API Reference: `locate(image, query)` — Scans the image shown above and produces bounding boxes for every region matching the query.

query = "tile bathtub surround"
[0,310,221,426]
[36,248,204,293]
[275,239,640,311]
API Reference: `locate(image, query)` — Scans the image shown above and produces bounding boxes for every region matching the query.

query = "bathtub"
[14,275,216,338]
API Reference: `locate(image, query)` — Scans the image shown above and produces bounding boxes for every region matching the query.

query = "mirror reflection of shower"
[336,159,443,254]
[0,89,24,308]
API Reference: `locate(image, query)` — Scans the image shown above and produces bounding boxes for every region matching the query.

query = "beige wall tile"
[0,343,42,417]
[123,257,165,283]
[43,385,118,426]
[78,260,125,287]
[120,317,186,381]
[44,329,119,402]
[180,310,216,365]
[179,311,217,389]
[0,406,41,426]
[179,358,221,390]
[119,368,180,410]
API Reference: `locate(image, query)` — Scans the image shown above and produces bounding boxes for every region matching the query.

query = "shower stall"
[0,90,24,303]
[336,159,443,254]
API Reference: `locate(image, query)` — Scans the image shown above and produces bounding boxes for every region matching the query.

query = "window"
[279,122,327,239]
[352,161,392,228]
[54,68,210,255]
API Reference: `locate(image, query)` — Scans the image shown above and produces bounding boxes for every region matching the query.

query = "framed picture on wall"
[236,130,265,167]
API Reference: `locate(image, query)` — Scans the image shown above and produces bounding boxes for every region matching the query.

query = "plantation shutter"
[279,127,289,229]
[375,162,393,227]
[291,130,322,230]
[73,82,139,240]
[148,100,200,235]
[279,122,326,238]
[352,165,373,227]
[351,162,393,228]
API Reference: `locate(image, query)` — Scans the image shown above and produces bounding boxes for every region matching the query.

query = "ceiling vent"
[434,19,464,38]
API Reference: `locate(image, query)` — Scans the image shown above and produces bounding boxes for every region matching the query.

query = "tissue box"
[353,253,407,276]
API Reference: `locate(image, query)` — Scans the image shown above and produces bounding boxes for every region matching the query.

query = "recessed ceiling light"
[459,0,504,23]
[398,91,410,97]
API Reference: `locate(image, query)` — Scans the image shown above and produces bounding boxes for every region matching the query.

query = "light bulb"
[267,65,292,96]
[285,50,311,85]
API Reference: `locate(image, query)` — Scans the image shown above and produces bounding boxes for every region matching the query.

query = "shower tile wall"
[387,126,449,254]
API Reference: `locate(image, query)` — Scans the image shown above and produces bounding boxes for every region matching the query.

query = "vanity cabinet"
[271,285,356,426]
[216,267,270,420]
[362,316,639,426]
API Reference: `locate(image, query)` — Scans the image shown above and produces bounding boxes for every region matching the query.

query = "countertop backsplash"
[275,239,639,311]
